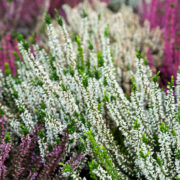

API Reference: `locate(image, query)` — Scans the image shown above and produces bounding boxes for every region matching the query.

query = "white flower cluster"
[0,6,180,179]
[62,0,164,94]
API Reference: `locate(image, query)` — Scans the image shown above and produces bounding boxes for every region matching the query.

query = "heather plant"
[0,0,109,82]
[0,33,19,76]
[141,0,180,86]
[62,0,164,94]
[0,9,180,179]
[0,114,87,179]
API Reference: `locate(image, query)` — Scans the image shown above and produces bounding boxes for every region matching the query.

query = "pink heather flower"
[0,115,5,140]
[38,131,69,179]
[0,0,46,35]
[0,33,19,76]
[141,0,180,86]
[0,116,12,179]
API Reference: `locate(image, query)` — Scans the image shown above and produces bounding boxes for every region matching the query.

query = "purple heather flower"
[141,0,180,86]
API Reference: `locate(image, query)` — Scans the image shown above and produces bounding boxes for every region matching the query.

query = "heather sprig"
[1,6,180,179]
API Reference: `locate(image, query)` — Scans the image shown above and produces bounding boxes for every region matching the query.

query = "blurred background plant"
[0,0,109,76]
[141,0,180,87]
[62,0,164,94]
[0,0,180,88]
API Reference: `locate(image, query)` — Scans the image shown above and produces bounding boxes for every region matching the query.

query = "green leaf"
[141,133,148,144]
[54,9,63,26]
[136,49,142,59]
[175,150,180,160]
[134,119,140,129]
[81,9,88,18]
[20,124,29,136]
[82,75,89,89]
[104,25,109,38]
[103,90,109,102]
[160,122,168,133]
[152,71,160,83]
[0,108,5,118]
[139,149,150,159]
[4,62,11,76]
[4,132,12,143]
[97,51,104,67]
[168,76,174,88]
[131,76,137,92]
[45,11,51,24]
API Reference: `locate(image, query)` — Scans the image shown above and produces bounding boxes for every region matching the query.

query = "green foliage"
[104,25,109,38]
[38,130,45,139]
[98,13,101,21]
[67,118,76,134]
[17,33,24,43]
[152,71,160,83]
[143,57,149,65]
[139,149,150,159]
[28,32,36,44]
[12,51,20,61]
[81,9,88,18]
[170,3,175,8]
[160,122,168,133]
[17,105,25,113]
[156,156,163,166]
[35,109,46,124]
[136,49,142,59]
[56,137,61,145]
[176,106,180,123]
[97,51,104,67]
[9,82,18,99]
[14,77,22,84]
[82,75,89,89]
[59,162,73,172]
[172,129,177,136]
[40,102,46,110]
[141,133,149,144]
[50,70,59,81]
[61,83,69,91]
[94,67,101,80]
[4,132,12,143]
[86,130,120,179]
[0,108,5,118]
[134,119,140,129]
[175,150,180,160]
[130,76,136,92]
[20,123,29,136]
[54,8,63,26]
[4,62,11,76]
[32,76,43,87]
[103,77,108,86]
[103,90,109,102]
[69,65,75,77]
[45,11,52,24]
[88,160,99,180]
[88,40,94,50]
[168,76,174,88]
[98,102,103,111]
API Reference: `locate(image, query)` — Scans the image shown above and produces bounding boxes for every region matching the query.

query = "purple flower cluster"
[142,0,180,86]
[0,0,109,77]
[0,0,45,76]
[0,116,85,179]
[0,33,19,76]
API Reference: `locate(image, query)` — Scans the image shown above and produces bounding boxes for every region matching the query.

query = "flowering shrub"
[0,0,109,82]
[0,115,86,179]
[141,0,180,86]
[0,10,180,179]
[62,0,164,94]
